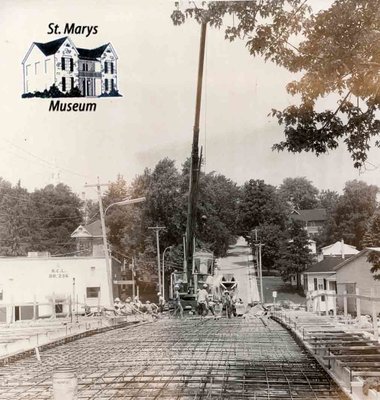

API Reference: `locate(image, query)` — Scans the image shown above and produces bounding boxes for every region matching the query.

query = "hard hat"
[114,298,120,302]
[203,284,208,288]
[146,300,150,304]
[174,285,180,289]
[224,290,229,294]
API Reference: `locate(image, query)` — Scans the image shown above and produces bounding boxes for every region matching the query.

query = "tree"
[197,172,239,256]
[254,223,287,272]
[318,189,339,213]
[279,177,319,209]
[328,180,378,249]
[29,184,83,255]
[237,179,288,238]
[277,219,312,288]
[172,1,380,168]
[315,189,340,247]
[362,211,380,280]
[272,0,380,168]
[0,180,32,256]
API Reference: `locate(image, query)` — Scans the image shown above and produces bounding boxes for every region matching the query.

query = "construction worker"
[222,291,233,318]
[173,285,183,318]
[157,292,165,313]
[114,298,122,315]
[197,284,209,317]
[133,296,142,311]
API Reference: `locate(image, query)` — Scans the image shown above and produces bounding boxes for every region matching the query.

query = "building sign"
[49,268,69,279]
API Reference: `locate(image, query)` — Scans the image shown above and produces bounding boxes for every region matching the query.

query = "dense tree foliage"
[323,180,378,249]
[279,177,319,209]
[362,212,380,280]
[276,219,312,288]
[237,179,288,237]
[29,184,83,255]
[173,0,380,168]
[0,181,82,256]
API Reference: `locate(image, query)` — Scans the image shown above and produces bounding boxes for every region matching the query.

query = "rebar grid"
[0,318,348,399]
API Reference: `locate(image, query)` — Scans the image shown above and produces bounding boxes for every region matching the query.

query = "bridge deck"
[0,317,348,399]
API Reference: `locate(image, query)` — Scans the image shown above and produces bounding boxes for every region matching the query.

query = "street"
[216,237,260,305]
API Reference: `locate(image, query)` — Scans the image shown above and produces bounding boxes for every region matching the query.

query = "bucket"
[52,367,78,400]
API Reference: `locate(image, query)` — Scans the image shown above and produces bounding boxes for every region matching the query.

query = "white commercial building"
[0,254,121,324]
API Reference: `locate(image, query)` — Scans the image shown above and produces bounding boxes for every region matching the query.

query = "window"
[86,287,100,298]
[105,79,108,92]
[111,79,114,91]
[70,58,74,72]
[314,278,317,291]
[62,77,66,92]
[26,64,31,76]
[321,295,326,302]
[45,59,50,73]
[35,62,40,74]
[61,57,65,70]
[110,62,114,74]
[329,281,337,292]
[55,304,63,314]
[0,289,3,301]
[71,77,74,90]
[105,61,108,74]
[323,279,327,291]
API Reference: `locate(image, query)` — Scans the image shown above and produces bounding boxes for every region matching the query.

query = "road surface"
[216,237,260,305]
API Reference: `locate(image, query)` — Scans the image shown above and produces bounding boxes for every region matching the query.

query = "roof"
[333,249,370,271]
[34,37,68,56]
[71,220,106,238]
[291,208,327,222]
[71,225,92,239]
[77,44,109,60]
[305,256,346,273]
[321,241,359,256]
[83,220,104,237]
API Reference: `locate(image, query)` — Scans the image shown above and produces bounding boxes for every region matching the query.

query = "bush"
[98,88,122,97]
[21,84,83,98]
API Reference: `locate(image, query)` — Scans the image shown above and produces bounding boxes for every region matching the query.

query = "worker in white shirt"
[197,284,209,317]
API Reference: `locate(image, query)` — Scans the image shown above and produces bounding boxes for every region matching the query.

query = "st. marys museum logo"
[21,36,122,111]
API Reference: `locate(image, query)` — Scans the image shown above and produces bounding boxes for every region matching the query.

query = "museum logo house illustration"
[22,37,118,97]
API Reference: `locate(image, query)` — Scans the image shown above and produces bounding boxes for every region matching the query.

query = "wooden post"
[343,290,348,323]
[33,295,37,321]
[371,288,379,341]
[317,291,321,316]
[52,292,56,319]
[356,287,361,320]
[333,293,337,318]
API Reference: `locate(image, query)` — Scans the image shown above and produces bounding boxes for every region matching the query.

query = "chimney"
[341,238,345,259]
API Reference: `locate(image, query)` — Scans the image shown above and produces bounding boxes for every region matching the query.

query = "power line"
[1,138,91,179]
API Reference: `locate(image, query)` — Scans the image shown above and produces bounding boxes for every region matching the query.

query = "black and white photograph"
[0,0,379,398]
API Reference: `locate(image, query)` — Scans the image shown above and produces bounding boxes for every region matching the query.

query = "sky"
[0,0,379,199]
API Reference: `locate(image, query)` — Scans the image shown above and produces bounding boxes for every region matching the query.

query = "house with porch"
[303,241,359,313]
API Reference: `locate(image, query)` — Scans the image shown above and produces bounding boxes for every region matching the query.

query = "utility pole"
[148,226,166,294]
[84,179,113,306]
[185,15,208,288]
[253,228,265,303]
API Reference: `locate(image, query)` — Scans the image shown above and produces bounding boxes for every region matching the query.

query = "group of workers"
[112,296,159,316]
[110,285,241,319]
[197,283,239,318]
[172,283,240,319]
